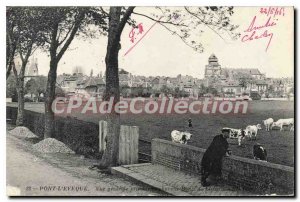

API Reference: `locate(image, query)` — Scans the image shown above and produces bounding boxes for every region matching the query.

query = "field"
[7,100,295,166]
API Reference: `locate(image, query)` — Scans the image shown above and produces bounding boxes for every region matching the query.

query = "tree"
[44,8,85,138]
[25,76,47,101]
[95,7,135,169]
[130,87,144,97]
[25,79,36,98]
[6,75,18,102]
[41,7,107,139]
[7,7,45,126]
[120,85,131,97]
[199,83,207,95]
[132,7,240,53]
[207,85,218,96]
[142,87,152,97]
[268,84,275,94]
[6,9,18,80]
[55,86,65,97]
[160,85,173,95]
[95,6,239,168]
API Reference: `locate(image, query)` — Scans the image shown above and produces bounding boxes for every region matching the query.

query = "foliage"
[132,6,240,53]
[172,87,188,98]
[25,76,47,97]
[6,75,18,101]
[38,7,108,138]
[7,7,47,77]
[7,7,48,125]
[239,77,254,88]
[160,85,173,95]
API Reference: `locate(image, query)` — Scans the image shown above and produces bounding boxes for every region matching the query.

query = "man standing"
[188,118,193,128]
[200,129,230,186]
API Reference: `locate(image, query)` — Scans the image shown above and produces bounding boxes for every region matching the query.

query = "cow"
[253,144,267,161]
[271,118,294,131]
[245,124,262,140]
[221,127,246,146]
[171,130,192,144]
[263,118,274,131]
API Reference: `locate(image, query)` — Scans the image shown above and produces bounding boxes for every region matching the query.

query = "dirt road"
[6,134,164,196]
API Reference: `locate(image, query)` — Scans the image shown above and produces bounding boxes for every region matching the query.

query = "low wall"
[261,98,292,101]
[151,138,294,195]
[6,106,100,158]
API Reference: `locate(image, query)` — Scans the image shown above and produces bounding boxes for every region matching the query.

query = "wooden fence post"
[118,125,139,165]
[99,120,108,152]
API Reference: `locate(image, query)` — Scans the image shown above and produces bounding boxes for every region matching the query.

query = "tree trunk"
[6,60,14,80]
[16,77,25,126]
[43,11,85,139]
[97,7,122,168]
[6,32,17,80]
[44,59,58,139]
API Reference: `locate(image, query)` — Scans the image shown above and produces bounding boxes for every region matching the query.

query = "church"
[14,56,39,83]
[204,54,222,78]
[204,54,265,80]
[204,54,268,96]
[25,57,39,77]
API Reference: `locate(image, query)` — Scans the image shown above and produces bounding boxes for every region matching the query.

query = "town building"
[203,54,272,96]
[204,54,222,78]
[60,73,84,94]
[222,80,242,96]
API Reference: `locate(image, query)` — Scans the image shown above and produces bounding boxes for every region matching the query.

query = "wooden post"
[118,125,139,165]
[99,120,108,152]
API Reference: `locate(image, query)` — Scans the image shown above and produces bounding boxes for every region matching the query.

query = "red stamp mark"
[129,23,144,43]
[124,17,163,56]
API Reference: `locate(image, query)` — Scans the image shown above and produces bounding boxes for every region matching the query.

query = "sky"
[32,7,294,78]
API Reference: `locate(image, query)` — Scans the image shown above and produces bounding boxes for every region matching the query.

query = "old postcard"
[6,6,294,196]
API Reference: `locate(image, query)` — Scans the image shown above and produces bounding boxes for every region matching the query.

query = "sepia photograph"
[4,4,295,197]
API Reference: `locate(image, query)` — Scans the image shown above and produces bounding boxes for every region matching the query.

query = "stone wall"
[151,138,294,195]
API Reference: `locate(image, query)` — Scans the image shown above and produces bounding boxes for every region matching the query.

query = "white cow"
[245,124,262,140]
[263,118,274,131]
[171,130,192,144]
[272,118,294,131]
[222,127,246,146]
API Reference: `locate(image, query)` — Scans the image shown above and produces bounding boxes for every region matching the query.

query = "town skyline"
[20,7,293,79]
[21,52,294,80]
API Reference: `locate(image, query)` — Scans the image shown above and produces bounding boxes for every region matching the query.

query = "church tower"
[204,54,221,78]
[25,56,39,77]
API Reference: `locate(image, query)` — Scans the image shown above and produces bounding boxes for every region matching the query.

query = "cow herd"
[170,117,294,162]
[221,117,294,147]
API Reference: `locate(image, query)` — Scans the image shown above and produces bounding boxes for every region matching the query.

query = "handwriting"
[260,7,285,18]
[241,16,276,51]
